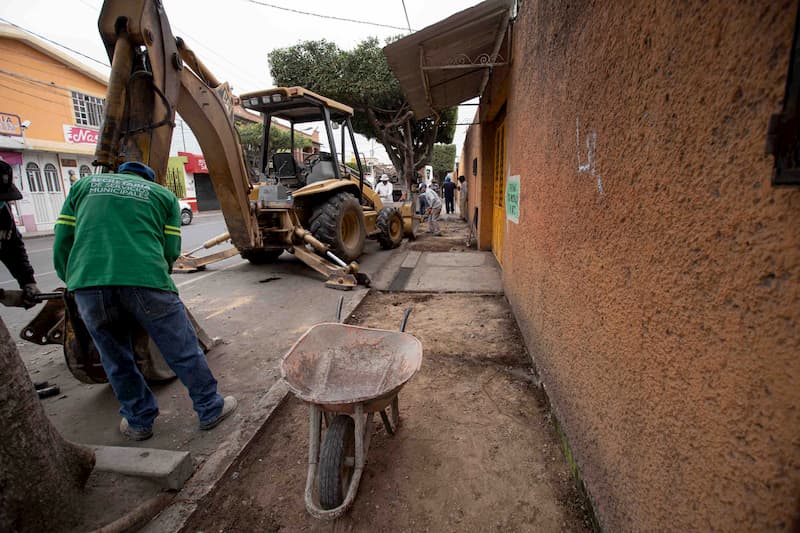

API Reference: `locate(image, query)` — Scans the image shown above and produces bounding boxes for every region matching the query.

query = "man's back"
[443,181,457,197]
[54,173,181,292]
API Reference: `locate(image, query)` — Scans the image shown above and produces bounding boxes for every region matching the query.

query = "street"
[0,210,396,465]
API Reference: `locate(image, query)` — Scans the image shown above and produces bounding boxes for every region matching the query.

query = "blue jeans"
[74,287,224,431]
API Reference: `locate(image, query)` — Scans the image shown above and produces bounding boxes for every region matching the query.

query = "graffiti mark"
[576,116,604,195]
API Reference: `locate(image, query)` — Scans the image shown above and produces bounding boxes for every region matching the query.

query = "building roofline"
[0,23,108,86]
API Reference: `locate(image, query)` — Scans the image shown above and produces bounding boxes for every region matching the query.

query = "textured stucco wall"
[499,1,800,530]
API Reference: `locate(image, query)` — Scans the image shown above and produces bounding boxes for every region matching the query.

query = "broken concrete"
[93,445,192,490]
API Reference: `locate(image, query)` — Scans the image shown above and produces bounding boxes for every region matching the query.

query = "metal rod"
[335,295,344,323]
[326,251,347,268]
[399,308,412,332]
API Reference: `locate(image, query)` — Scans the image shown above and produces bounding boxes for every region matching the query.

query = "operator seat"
[272,152,304,187]
[306,152,336,185]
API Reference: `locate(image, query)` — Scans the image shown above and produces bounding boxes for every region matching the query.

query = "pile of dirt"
[183,292,593,532]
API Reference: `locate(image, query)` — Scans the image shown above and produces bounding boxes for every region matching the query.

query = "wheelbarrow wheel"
[319,415,355,510]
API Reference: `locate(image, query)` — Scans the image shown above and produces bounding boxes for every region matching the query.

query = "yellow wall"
[0,37,106,144]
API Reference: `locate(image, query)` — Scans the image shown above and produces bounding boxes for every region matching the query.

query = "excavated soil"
[183,292,592,532]
[407,214,473,252]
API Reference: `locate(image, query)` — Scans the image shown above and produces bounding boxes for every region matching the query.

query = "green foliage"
[431,144,456,179]
[269,38,456,181]
[236,121,311,169]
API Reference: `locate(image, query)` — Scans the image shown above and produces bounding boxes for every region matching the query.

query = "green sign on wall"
[506,175,520,223]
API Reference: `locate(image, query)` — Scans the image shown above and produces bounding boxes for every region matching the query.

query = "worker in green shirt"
[53,161,236,441]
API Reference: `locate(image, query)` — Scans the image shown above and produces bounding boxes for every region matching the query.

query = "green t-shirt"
[53,172,182,292]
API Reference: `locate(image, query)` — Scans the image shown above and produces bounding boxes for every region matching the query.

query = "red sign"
[178,151,208,173]
[63,125,99,145]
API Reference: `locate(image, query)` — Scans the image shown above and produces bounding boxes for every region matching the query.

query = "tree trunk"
[0,317,95,532]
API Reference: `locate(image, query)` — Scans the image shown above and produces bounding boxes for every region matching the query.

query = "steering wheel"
[303,152,322,169]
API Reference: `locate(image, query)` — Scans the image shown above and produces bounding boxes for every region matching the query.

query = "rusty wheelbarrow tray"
[281,304,422,520]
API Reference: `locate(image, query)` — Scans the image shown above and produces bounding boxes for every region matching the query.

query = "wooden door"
[492,120,506,264]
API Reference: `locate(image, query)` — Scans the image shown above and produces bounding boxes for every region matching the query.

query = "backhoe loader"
[15,0,414,384]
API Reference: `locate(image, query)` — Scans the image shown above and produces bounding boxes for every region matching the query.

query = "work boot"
[200,396,238,430]
[119,418,153,441]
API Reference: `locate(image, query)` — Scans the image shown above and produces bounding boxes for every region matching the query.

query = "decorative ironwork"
[446,52,505,66]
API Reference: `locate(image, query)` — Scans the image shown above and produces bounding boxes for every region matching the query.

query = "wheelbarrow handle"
[399,308,412,332]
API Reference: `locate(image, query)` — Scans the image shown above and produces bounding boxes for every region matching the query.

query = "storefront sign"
[0,113,22,137]
[60,158,78,167]
[63,125,99,145]
[178,151,208,173]
[505,175,520,223]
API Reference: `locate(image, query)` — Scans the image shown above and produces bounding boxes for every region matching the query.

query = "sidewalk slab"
[403,251,503,293]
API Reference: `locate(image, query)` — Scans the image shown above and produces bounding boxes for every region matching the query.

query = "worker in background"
[53,161,236,441]
[375,174,393,202]
[418,182,442,236]
[442,175,457,215]
[458,175,468,220]
[0,160,39,308]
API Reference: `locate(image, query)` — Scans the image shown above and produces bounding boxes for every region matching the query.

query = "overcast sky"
[0,0,479,166]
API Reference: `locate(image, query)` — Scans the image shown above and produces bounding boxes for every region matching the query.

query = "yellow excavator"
[13,0,417,384]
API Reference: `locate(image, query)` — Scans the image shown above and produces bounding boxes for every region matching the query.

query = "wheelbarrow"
[281,298,423,520]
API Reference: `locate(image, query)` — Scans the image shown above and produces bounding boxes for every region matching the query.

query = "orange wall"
[493,1,800,530]
[0,38,106,143]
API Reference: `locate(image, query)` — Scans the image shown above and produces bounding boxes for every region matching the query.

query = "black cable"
[0,17,110,68]
[242,0,416,31]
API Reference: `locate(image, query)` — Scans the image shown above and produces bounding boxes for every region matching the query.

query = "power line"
[76,0,265,92]
[400,0,412,32]
[0,17,110,68]
[242,0,416,32]
[0,81,65,106]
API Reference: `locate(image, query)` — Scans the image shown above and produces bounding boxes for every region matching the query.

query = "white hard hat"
[380,174,389,181]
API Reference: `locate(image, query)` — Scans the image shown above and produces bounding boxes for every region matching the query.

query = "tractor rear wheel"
[309,192,366,262]
[376,207,404,249]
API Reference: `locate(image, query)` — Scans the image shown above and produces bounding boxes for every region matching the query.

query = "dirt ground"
[183,292,593,532]
[408,214,473,253]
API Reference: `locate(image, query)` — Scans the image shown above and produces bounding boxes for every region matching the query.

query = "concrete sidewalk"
[374,215,503,294]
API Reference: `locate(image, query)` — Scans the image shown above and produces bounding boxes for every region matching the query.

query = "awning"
[383,0,514,119]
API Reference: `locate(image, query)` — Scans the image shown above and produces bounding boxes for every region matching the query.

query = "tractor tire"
[241,249,283,264]
[309,192,366,263]
[318,415,355,510]
[376,207,404,249]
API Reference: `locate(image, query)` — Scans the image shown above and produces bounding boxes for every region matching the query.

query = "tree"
[269,38,456,189]
[431,144,456,180]
[236,121,311,171]
[0,317,95,530]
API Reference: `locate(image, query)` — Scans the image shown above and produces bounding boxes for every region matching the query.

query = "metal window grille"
[43,164,61,192]
[26,163,42,192]
[165,167,186,198]
[79,165,92,177]
[71,92,106,127]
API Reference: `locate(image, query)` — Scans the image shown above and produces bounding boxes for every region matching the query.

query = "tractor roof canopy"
[240,87,353,123]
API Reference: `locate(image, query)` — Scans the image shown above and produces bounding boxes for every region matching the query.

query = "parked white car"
[179,200,193,225]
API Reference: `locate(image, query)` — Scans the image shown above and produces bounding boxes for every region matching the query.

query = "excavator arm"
[95,0,257,249]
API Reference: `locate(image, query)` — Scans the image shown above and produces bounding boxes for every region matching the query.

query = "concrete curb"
[141,287,372,532]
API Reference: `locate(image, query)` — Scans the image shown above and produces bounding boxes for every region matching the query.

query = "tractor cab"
[240,87,366,195]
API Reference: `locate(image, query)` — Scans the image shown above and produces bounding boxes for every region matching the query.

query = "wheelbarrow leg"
[379,395,401,435]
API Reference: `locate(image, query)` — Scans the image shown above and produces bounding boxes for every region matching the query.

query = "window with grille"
[44,164,62,192]
[26,163,42,192]
[79,165,91,177]
[165,166,186,198]
[72,92,105,127]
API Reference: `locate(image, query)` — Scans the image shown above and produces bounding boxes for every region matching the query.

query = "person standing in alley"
[458,175,468,220]
[53,161,236,441]
[0,161,39,307]
[419,182,442,236]
[442,175,457,214]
